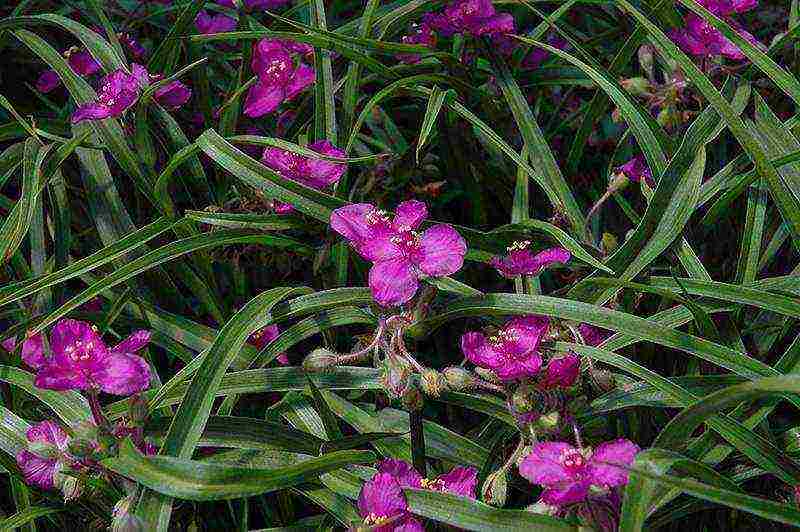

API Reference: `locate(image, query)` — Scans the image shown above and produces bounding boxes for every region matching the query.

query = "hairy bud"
[442,367,476,391]
[620,77,651,97]
[419,368,444,398]
[128,395,149,425]
[474,366,500,384]
[601,233,618,255]
[380,355,413,400]
[638,44,655,80]
[302,348,339,373]
[590,368,616,393]
[61,475,83,502]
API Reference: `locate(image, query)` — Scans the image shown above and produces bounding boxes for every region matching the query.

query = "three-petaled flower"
[490,241,570,279]
[331,200,467,306]
[244,38,315,118]
[461,315,549,381]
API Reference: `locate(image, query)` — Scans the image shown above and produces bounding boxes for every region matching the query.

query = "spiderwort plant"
[244,38,315,118]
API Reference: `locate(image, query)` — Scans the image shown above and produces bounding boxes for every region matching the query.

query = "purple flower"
[490,243,570,279]
[2,333,46,370]
[399,23,435,64]
[461,316,549,381]
[35,70,61,93]
[615,155,654,187]
[154,80,192,109]
[195,10,238,34]
[248,324,288,365]
[71,64,148,124]
[65,48,101,77]
[358,473,424,532]
[244,38,315,118]
[522,34,568,69]
[16,421,70,490]
[519,439,640,506]
[422,466,479,497]
[700,0,757,16]
[539,354,580,390]
[119,33,147,60]
[424,0,515,38]
[33,319,151,396]
[578,323,612,347]
[670,13,762,61]
[331,201,467,307]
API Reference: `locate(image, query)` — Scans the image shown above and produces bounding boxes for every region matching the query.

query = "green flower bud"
[474,367,500,384]
[302,348,339,373]
[401,385,424,412]
[380,355,413,400]
[128,395,149,425]
[419,368,444,398]
[61,475,83,502]
[481,468,507,507]
[67,438,97,459]
[620,77,651,97]
[442,367,476,391]
[638,44,655,80]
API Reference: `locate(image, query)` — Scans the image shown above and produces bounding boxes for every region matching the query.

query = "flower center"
[64,340,95,362]
[488,327,519,349]
[365,209,391,226]
[363,512,389,526]
[559,448,588,475]
[264,58,291,83]
[506,240,530,253]
[390,230,422,254]
[420,478,446,491]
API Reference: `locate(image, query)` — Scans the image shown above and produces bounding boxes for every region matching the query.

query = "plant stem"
[409,409,426,477]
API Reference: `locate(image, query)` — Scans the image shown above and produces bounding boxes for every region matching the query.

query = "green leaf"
[0,366,91,423]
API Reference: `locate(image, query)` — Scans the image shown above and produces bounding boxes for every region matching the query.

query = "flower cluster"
[35,47,100,94]
[424,0,514,38]
[358,459,478,531]
[331,200,467,306]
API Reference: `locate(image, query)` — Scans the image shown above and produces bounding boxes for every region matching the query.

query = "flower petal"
[243,81,285,118]
[368,258,419,307]
[35,362,89,391]
[437,466,478,498]
[284,62,316,101]
[540,479,592,506]
[416,224,467,277]
[96,352,151,395]
[71,103,113,124]
[393,200,427,230]
[518,442,574,486]
[112,330,151,355]
[301,140,346,189]
[26,421,70,449]
[16,450,59,489]
[357,472,408,519]
[377,459,423,489]
[588,438,640,488]
[330,203,376,243]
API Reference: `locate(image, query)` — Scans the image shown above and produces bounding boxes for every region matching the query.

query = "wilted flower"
[32,319,151,396]
[65,48,101,77]
[461,316,549,381]
[330,200,467,306]
[16,421,71,489]
[36,70,61,93]
[539,354,580,390]
[244,38,315,118]
[518,439,640,506]
[119,33,147,60]
[261,140,346,213]
[71,64,148,123]
[670,13,762,61]
[153,80,192,109]
[248,324,287,365]
[614,155,654,187]
[424,0,514,38]
[2,333,46,369]
[490,242,570,278]
[194,10,237,34]
[399,23,435,64]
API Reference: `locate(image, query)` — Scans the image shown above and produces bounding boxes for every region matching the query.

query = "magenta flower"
[399,23,435,64]
[539,354,580,390]
[154,80,192,109]
[244,38,315,118]
[33,319,151,396]
[522,34,568,69]
[358,472,424,532]
[248,324,288,365]
[2,333,46,370]
[424,0,514,38]
[71,64,148,124]
[65,48,101,77]
[36,70,61,93]
[615,155,654,187]
[378,458,478,497]
[195,10,237,34]
[331,200,467,306]
[578,323,612,347]
[16,421,71,490]
[490,242,570,279]
[670,13,762,61]
[461,316,549,381]
[519,439,640,506]
[700,0,757,16]
[119,33,147,60]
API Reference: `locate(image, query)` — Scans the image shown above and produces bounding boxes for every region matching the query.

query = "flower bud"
[442,367,476,391]
[419,368,444,398]
[637,45,655,80]
[474,367,500,384]
[61,475,83,502]
[590,368,616,393]
[601,233,618,255]
[620,77,651,97]
[401,385,424,411]
[527,499,559,516]
[302,348,339,373]
[511,385,534,414]
[380,355,413,400]
[534,411,561,434]
[481,468,507,507]
[112,495,144,532]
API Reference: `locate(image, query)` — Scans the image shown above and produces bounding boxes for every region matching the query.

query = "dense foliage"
[0,0,798,530]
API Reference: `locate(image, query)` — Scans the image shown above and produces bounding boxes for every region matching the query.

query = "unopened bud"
[511,385,534,414]
[380,355,413,400]
[302,348,339,373]
[419,368,444,398]
[474,367,500,384]
[61,475,83,502]
[442,367,476,391]
[527,499,559,516]
[601,233,618,255]
[637,45,655,80]
[112,495,144,532]
[401,385,424,411]
[620,77,651,97]
[481,468,508,507]
[534,411,561,434]
[590,368,616,392]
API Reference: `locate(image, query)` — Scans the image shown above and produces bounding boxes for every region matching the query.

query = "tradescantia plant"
[0,0,799,529]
